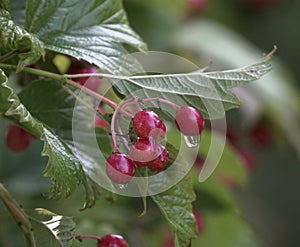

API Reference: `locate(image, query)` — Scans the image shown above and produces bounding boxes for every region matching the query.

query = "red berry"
[175,106,204,136]
[148,146,169,172]
[238,149,257,172]
[5,124,33,152]
[68,65,102,91]
[106,153,135,184]
[187,0,208,13]
[98,234,128,247]
[133,110,166,139]
[250,123,272,148]
[129,138,160,166]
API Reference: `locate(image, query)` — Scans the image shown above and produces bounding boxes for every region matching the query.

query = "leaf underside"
[110,49,274,119]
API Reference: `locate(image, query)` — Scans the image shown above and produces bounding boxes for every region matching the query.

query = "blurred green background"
[1,0,300,246]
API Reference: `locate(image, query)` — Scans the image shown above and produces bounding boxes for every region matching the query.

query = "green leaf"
[0,0,10,11]
[10,0,26,27]
[29,208,75,247]
[0,68,43,136]
[110,51,273,119]
[18,79,109,206]
[152,176,198,247]
[193,211,266,247]
[24,0,147,74]
[0,183,37,247]
[0,9,45,71]
[0,69,96,206]
[175,19,300,157]
[40,127,85,200]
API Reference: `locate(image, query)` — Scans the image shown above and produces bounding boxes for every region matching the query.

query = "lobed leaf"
[152,176,198,247]
[29,208,75,247]
[0,8,44,71]
[110,50,274,119]
[24,0,147,74]
[18,79,108,207]
[40,127,85,200]
[0,69,97,206]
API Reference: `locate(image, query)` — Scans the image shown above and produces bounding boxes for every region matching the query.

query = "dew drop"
[116,183,128,190]
[184,135,200,148]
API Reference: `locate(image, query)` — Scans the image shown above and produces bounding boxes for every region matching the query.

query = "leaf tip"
[263,45,277,61]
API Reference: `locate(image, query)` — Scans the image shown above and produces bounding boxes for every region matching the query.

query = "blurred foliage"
[1,0,300,247]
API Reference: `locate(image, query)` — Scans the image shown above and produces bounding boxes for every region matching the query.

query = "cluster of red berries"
[5,124,35,152]
[106,106,204,185]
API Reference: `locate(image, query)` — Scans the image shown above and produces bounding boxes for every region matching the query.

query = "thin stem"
[141,97,181,110]
[0,183,36,247]
[75,235,102,242]
[134,96,143,112]
[0,63,120,110]
[65,79,119,110]
[116,114,131,153]
[65,72,127,80]
[116,97,138,117]
[62,85,98,113]
[0,50,20,63]
[111,108,120,153]
[0,63,63,81]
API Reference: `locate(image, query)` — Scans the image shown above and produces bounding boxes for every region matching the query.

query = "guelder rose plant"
[0,0,274,246]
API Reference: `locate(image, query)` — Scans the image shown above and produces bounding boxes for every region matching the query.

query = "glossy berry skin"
[133,110,166,139]
[106,153,135,184]
[98,234,128,247]
[68,65,102,92]
[129,138,159,166]
[175,106,204,136]
[148,146,169,172]
[5,124,34,152]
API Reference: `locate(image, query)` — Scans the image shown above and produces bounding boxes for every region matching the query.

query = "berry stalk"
[75,235,102,242]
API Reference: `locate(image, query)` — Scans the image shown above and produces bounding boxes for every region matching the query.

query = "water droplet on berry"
[184,135,200,148]
[116,183,128,190]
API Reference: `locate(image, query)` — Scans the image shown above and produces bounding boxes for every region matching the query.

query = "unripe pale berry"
[98,234,128,247]
[175,106,204,136]
[106,153,135,184]
[133,110,166,139]
[5,124,34,152]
